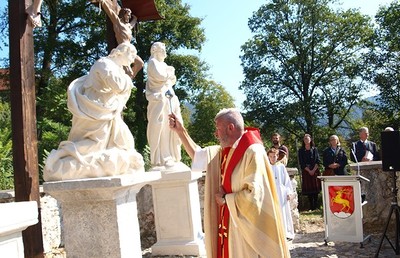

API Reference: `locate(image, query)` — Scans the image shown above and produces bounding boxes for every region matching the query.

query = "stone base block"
[44,173,161,258]
[152,239,206,256]
[0,201,38,258]
[151,171,206,256]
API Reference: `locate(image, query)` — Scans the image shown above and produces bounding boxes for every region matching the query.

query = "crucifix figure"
[26,0,43,28]
[91,0,144,78]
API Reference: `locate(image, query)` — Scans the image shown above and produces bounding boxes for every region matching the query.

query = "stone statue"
[44,42,144,181]
[92,0,144,78]
[146,42,188,171]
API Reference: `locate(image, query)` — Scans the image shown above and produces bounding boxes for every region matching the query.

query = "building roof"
[0,69,10,91]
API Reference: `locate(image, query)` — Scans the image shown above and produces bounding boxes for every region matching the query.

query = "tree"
[0,0,240,175]
[367,1,400,130]
[240,0,374,138]
[0,101,13,190]
[0,0,211,170]
[32,0,108,98]
[188,80,235,145]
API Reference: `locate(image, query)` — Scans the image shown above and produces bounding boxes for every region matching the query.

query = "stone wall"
[349,161,399,232]
[287,168,300,233]
[41,194,64,254]
[136,184,156,249]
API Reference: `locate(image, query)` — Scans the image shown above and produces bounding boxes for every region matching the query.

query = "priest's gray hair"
[215,108,244,131]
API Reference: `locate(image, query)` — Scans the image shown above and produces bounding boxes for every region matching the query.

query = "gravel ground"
[47,211,400,257]
[142,211,400,258]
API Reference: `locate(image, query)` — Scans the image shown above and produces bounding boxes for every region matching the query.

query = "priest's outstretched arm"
[168,113,198,160]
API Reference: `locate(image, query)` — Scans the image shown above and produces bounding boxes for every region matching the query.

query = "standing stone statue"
[44,42,144,181]
[146,42,188,171]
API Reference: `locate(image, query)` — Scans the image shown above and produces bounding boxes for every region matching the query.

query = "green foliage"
[138,0,206,55]
[0,101,13,190]
[0,137,13,190]
[34,0,108,78]
[142,145,151,171]
[366,1,400,130]
[188,80,235,145]
[0,0,212,173]
[37,76,71,125]
[37,118,70,181]
[240,0,374,138]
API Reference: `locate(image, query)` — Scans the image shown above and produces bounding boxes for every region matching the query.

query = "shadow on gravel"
[290,231,400,258]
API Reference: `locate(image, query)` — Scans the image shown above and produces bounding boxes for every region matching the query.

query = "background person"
[268,148,295,240]
[271,132,289,166]
[298,133,321,210]
[351,127,380,162]
[322,135,348,176]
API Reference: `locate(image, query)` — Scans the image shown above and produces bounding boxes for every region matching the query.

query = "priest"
[169,108,290,258]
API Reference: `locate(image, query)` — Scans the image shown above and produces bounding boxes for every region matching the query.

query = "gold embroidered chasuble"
[203,141,290,258]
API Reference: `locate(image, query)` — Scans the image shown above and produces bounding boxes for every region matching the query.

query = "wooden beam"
[9,0,44,257]
[106,16,118,53]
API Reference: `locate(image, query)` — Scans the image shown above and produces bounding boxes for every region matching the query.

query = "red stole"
[218,128,263,258]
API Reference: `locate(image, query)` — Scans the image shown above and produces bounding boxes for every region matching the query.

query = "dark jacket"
[350,140,380,162]
[322,146,348,175]
[298,146,320,170]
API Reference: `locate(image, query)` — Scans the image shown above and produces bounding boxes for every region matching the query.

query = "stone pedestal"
[43,173,161,258]
[0,201,38,258]
[287,167,300,233]
[150,170,205,256]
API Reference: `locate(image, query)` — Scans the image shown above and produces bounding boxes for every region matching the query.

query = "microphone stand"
[351,145,360,176]
[375,170,400,257]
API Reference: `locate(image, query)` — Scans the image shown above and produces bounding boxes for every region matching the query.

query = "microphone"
[351,143,360,176]
[352,144,368,205]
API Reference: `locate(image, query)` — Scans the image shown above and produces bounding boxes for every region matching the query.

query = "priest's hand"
[168,113,181,130]
[215,187,227,206]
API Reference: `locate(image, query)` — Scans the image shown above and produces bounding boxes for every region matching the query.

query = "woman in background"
[298,134,321,210]
[322,135,348,176]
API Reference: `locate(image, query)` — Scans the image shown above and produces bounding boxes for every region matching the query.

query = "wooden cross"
[7,1,161,257]
[8,0,43,257]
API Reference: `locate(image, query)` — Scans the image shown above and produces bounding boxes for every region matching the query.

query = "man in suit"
[351,127,380,162]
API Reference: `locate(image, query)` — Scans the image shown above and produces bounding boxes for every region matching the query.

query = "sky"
[181,0,396,108]
[0,0,396,107]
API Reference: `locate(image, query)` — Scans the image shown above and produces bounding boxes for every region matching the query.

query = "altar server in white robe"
[268,148,295,240]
